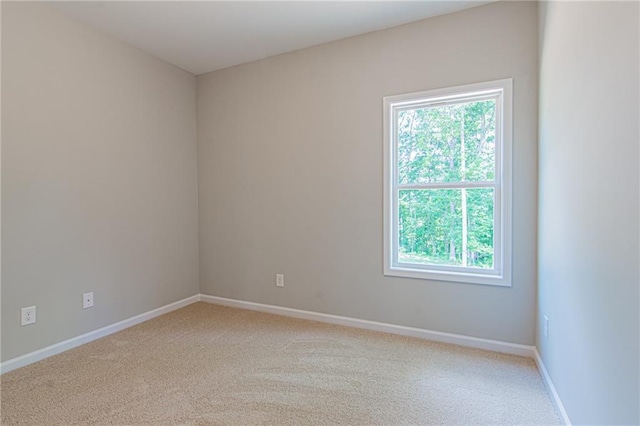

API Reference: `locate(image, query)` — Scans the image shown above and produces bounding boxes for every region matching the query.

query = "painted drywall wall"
[0,2,4,364]
[1,2,199,361]
[197,1,539,344]
[538,2,640,424]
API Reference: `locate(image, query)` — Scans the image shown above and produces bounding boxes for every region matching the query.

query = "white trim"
[534,348,572,425]
[0,292,568,423]
[383,78,513,287]
[0,294,201,374]
[200,294,534,357]
[387,265,509,287]
[399,181,497,190]
[0,291,568,424]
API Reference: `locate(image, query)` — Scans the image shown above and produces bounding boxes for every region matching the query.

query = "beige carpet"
[1,302,560,425]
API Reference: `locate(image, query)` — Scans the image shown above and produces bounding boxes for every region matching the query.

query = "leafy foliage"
[397,100,496,269]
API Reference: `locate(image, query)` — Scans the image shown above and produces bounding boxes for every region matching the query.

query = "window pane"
[398,188,494,269]
[397,100,496,185]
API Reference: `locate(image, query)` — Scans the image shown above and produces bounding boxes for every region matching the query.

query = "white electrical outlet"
[83,292,94,309]
[544,315,549,339]
[276,274,284,287]
[21,306,36,326]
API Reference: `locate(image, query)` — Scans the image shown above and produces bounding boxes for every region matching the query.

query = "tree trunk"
[447,131,456,262]
[461,112,468,267]
[449,200,456,261]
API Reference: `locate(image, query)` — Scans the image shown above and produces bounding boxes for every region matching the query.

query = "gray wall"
[197,1,539,345]
[538,2,640,424]
[1,2,199,361]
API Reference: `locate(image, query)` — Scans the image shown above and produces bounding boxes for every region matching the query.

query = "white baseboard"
[200,294,535,358]
[2,293,568,425]
[534,348,572,425]
[1,290,561,426]
[0,294,201,375]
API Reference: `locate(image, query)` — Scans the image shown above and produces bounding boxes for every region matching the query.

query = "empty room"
[1,1,638,424]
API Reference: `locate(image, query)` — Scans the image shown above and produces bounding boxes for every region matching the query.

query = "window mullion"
[397,181,498,190]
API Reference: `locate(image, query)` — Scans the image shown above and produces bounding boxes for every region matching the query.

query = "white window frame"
[383,79,512,287]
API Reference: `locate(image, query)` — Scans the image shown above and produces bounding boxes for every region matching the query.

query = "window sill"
[384,265,511,287]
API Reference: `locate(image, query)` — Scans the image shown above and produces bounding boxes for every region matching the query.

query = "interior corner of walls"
[534,348,572,425]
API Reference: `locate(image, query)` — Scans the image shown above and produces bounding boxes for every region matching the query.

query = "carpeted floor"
[1,302,560,425]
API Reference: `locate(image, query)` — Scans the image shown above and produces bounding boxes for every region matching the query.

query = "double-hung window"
[383,79,512,286]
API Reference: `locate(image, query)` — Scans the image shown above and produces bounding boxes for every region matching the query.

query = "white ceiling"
[52,1,492,76]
